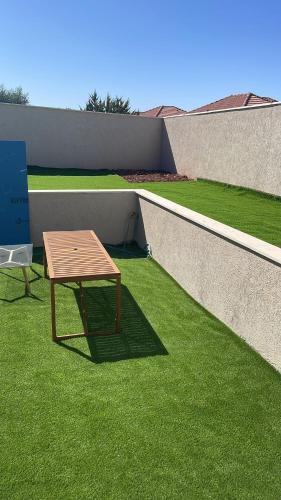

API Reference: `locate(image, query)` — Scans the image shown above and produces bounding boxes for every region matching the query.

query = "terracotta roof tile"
[189,93,278,113]
[140,105,186,117]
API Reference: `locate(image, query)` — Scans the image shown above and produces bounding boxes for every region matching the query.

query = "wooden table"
[43,230,121,342]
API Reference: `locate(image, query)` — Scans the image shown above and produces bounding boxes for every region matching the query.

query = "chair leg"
[22,267,31,295]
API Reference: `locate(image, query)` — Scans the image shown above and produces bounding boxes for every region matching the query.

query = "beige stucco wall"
[29,190,137,246]
[0,103,162,170]
[2,101,281,196]
[135,190,281,372]
[162,103,281,197]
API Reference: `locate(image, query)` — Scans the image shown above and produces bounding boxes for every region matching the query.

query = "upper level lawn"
[28,167,281,247]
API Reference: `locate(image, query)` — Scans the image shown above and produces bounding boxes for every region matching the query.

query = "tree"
[83,90,137,114]
[0,84,29,105]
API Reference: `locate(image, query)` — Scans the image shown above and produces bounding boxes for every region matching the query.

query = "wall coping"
[164,100,281,119]
[0,102,158,120]
[2,98,280,122]
[29,189,137,193]
[136,189,281,266]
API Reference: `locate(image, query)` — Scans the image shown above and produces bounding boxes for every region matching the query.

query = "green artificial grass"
[1,247,281,499]
[28,167,129,190]
[28,167,281,247]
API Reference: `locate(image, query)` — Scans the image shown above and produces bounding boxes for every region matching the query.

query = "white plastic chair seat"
[0,244,33,295]
[0,244,33,268]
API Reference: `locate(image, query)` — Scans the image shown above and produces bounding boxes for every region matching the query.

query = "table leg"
[115,276,121,333]
[22,267,31,295]
[79,282,89,335]
[43,247,48,278]
[50,281,57,341]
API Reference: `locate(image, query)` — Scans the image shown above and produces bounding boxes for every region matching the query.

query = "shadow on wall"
[134,201,147,253]
[161,120,177,173]
[28,166,120,177]
[58,284,168,363]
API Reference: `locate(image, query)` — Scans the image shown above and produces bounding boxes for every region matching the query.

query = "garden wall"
[0,103,162,170]
[2,101,281,196]
[29,190,137,246]
[161,102,281,197]
[135,189,281,372]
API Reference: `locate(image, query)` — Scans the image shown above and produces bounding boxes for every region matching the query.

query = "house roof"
[189,93,278,114]
[139,105,186,118]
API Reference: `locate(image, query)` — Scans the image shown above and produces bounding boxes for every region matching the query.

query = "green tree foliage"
[83,90,138,114]
[0,84,29,104]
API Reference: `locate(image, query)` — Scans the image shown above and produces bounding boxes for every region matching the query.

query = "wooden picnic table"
[43,230,121,342]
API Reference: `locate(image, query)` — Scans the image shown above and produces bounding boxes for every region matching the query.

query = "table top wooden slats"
[43,230,120,282]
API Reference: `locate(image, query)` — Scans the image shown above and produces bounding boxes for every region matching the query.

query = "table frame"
[43,231,121,342]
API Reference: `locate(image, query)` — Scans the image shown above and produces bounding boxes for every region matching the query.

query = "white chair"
[0,244,33,294]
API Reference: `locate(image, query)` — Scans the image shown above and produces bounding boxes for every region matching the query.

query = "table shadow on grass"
[59,284,168,363]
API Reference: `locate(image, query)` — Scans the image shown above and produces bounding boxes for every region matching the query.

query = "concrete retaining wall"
[135,189,281,372]
[161,103,281,197]
[28,188,281,371]
[29,190,137,246]
[0,103,162,170]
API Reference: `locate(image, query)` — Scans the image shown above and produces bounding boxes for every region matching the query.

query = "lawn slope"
[28,168,281,247]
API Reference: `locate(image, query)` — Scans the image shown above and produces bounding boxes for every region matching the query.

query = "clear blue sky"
[1,0,280,111]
